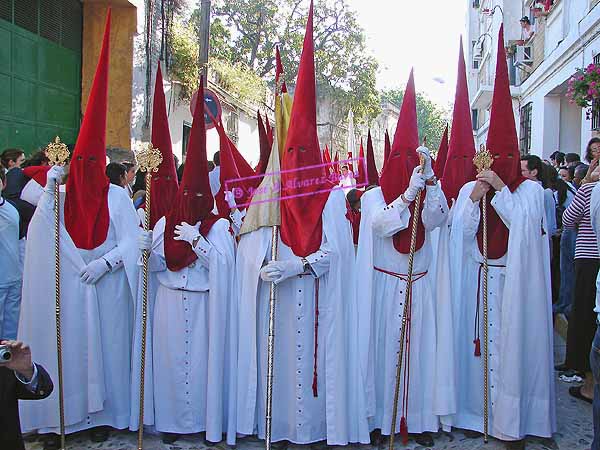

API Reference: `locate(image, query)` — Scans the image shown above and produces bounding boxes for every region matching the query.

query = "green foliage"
[211,59,268,106]
[380,89,450,151]
[196,0,380,124]
[567,64,600,118]
[169,18,267,105]
[170,19,200,99]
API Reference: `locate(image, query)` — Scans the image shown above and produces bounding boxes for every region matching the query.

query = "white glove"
[138,230,153,251]
[416,146,434,179]
[259,257,304,284]
[224,190,237,210]
[80,258,110,285]
[45,165,65,190]
[174,221,200,245]
[403,166,426,202]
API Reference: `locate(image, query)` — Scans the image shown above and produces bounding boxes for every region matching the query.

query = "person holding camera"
[0,340,53,450]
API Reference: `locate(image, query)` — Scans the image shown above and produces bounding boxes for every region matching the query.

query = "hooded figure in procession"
[129,62,180,433]
[446,26,555,449]
[137,78,237,445]
[355,69,450,448]
[235,1,369,444]
[18,11,141,444]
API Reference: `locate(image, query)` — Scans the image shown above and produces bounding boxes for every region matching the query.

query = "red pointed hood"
[478,25,525,259]
[164,78,217,272]
[213,121,258,215]
[334,151,340,173]
[366,130,379,186]
[255,111,271,175]
[357,139,366,185]
[486,25,524,190]
[434,124,449,179]
[441,38,477,203]
[323,145,333,174]
[280,0,329,257]
[380,69,425,254]
[323,145,332,164]
[265,115,274,147]
[348,151,354,173]
[276,46,288,93]
[64,10,111,250]
[384,129,392,166]
[23,165,50,188]
[150,62,179,228]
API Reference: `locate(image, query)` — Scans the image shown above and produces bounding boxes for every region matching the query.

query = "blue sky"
[346,0,467,108]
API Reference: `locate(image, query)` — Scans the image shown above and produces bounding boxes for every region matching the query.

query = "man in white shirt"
[0,168,22,340]
[209,150,221,197]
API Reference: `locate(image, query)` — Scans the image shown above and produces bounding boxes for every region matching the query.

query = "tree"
[380,89,451,152]
[170,18,267,104]
[191,0,380,124]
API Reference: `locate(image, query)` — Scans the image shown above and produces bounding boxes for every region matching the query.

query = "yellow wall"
[81,2,136,149]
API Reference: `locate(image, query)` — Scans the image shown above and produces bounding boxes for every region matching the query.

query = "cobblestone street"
[23,334,593,450]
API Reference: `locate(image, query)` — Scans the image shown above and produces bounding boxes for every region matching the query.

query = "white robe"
[356,185,449,435]
[447,180,556,440]
[236,189,369,445]
[148,217,237,444]
[18,185,140,433]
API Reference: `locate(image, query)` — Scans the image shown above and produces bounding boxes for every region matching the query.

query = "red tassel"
[400,416,408,445]
[312,375,318,398]
[474,338,481,357]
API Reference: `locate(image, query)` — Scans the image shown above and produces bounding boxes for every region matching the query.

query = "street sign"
[190,88,222,130]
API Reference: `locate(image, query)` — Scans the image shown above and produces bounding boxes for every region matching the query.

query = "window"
[519,102,533,154]
[227,110,239,145]
[472,109,479,131]
[592,54,600,130]
[182,121,191,157]
[472,0,480,8]
[472,40,480,70]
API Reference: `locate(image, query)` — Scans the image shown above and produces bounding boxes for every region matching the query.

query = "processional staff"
[134,142,163,450]
[45,136,70,450]
[473,144,495,443]
[388,151,426,450]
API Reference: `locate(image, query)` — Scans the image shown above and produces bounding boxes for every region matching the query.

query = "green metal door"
[0,0,82,154]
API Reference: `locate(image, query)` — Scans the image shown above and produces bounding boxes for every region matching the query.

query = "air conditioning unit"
[515,45,533,65]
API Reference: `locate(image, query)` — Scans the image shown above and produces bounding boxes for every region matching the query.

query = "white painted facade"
[466,0,600,160]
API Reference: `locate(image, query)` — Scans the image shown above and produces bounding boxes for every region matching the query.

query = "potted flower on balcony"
[567,63,600,119]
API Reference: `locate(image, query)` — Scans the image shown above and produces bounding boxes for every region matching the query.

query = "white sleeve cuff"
[15,364,38,391]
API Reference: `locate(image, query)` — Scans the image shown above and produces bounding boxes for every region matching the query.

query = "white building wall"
[519,1,600,159]
[467,0,600,160]
[560,95,583,155]
[164,82,261,166]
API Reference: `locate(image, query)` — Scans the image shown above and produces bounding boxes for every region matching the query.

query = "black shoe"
[162,433,180,444]
[413,432,434,447]
[370,429,383,446]
[505,440,525,450]
[41,434,61,450]
[554,362,568,371]
[462,429,483,439]
[90,427,110,443]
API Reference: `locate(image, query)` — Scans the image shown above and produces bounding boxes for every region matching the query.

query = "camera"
[0,344,12,363]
